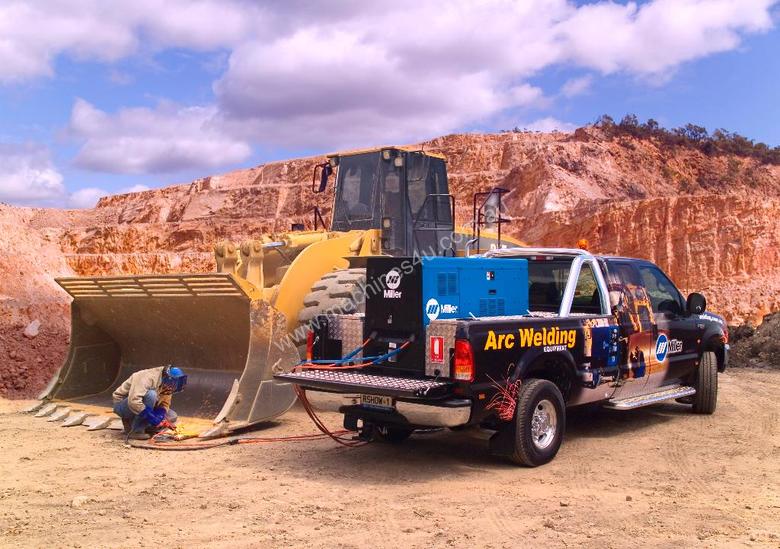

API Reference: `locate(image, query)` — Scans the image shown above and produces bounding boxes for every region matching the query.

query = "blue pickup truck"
[277,248,729,466]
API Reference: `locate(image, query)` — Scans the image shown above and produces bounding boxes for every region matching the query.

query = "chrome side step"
[605,385,696,410]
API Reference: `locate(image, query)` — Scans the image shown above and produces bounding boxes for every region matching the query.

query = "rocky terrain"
[2,126,780,396]
[1,367,779,547]
[730,312,780,369]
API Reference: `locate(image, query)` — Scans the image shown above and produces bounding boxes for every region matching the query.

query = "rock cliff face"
[2,127,779,396]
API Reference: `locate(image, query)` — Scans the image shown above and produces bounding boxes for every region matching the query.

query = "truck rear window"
[527,259,603,314]
[528,260,570,312]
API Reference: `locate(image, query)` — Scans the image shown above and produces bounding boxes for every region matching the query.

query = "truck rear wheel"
[296,268,367,357]
[509,379,565,467]
[692,351,718,414]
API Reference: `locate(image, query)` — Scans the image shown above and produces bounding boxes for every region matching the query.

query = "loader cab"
[326,149,455,256]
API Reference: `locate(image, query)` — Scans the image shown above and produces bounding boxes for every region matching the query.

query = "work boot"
[121,418,132,434]
[127,431,151,441]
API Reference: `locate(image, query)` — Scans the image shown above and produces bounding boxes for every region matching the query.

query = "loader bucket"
[42,274,298,435]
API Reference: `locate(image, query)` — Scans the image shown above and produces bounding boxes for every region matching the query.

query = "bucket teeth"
[34,403,60,418]
[23,400,46,414]
[61,412,94,427]
[47,407,73,422]
[84,416,115,431]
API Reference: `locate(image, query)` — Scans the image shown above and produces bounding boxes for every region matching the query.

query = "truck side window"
[608,262,642,286]
[570,264,602,314]
[637,265,684,315]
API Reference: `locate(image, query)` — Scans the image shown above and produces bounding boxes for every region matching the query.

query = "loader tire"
[692,351,718,414]
[296,268,367,358]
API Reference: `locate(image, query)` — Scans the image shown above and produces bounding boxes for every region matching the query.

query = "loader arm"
[271,230,376,334]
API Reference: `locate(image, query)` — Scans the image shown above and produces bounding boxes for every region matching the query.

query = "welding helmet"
[162,365,188,393]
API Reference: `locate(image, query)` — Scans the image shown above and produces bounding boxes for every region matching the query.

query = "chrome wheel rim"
[531,399,557,450]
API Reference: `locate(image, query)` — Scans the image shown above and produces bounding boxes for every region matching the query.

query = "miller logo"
[425,298,457,321]
[383,268,403,298]
[655,334,669,362]
[426,298,440,321]
[385,268,402,289]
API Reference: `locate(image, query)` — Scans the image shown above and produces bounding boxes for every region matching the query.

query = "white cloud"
[1,0,774,173]
[558,0,775,75]
[68,187,109,208]
[0,143,172,208]
[122,184,150,193]
[0,0,260,82]
[521,117,578,133]
[561,75,593,97]
[0,144,65,206]
[64,183,152,209]
[69,99,252,174]
[212,0,777,150]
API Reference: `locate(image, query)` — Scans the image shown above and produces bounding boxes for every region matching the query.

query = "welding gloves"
[139,406,167,427]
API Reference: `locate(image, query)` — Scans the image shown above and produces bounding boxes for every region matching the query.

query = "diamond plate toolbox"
[328,313,365,359]
[425,319,458,377]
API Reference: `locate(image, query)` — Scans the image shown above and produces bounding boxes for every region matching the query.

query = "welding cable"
[302,355,382,365]
[293,336,375,370]
[136,426,357,451]
[137,341,413,450]
[295,340,412,371]
[294,385,368,447]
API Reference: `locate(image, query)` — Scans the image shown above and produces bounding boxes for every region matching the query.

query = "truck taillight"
[454,339,475,382]
[306,331,314,362]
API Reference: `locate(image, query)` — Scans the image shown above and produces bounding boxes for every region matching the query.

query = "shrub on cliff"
[592,114,780,165]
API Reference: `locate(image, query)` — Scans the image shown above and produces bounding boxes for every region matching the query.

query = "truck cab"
[277,248,728,466]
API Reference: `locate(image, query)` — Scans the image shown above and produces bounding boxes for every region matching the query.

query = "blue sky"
[0,0,778,208]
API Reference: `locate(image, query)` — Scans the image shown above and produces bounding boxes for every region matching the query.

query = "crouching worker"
[112,365,187,440]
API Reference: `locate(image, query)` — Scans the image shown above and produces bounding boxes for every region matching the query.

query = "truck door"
[605,260,655,399]
[634,262,698,386]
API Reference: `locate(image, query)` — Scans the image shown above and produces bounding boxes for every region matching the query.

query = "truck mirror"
[686,292,707,315]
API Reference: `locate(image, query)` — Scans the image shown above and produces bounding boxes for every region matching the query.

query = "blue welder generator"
[357,256,529,375]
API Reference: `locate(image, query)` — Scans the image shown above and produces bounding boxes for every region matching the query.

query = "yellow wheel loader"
[30,147,522,436]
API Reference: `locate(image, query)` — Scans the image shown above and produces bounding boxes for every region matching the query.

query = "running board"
[605,386,696,410]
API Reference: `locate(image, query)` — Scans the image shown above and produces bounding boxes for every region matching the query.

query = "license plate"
[360,394,394,409]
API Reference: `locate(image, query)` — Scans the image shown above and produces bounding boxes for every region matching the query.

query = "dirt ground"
[0,369,778,549]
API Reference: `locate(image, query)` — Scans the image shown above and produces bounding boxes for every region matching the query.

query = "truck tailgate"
[275,370,452,399]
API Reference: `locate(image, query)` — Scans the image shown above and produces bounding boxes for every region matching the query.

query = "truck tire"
[296,268,367,357]
[509,379,566,467]
[692,351,718,414]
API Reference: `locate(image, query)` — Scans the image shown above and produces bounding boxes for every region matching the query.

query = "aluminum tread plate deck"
[276,370,452,398]
[606,385,696,410]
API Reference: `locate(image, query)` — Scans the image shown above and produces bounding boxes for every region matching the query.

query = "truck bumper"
[305,390,472,428]
[274,370,472,428]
